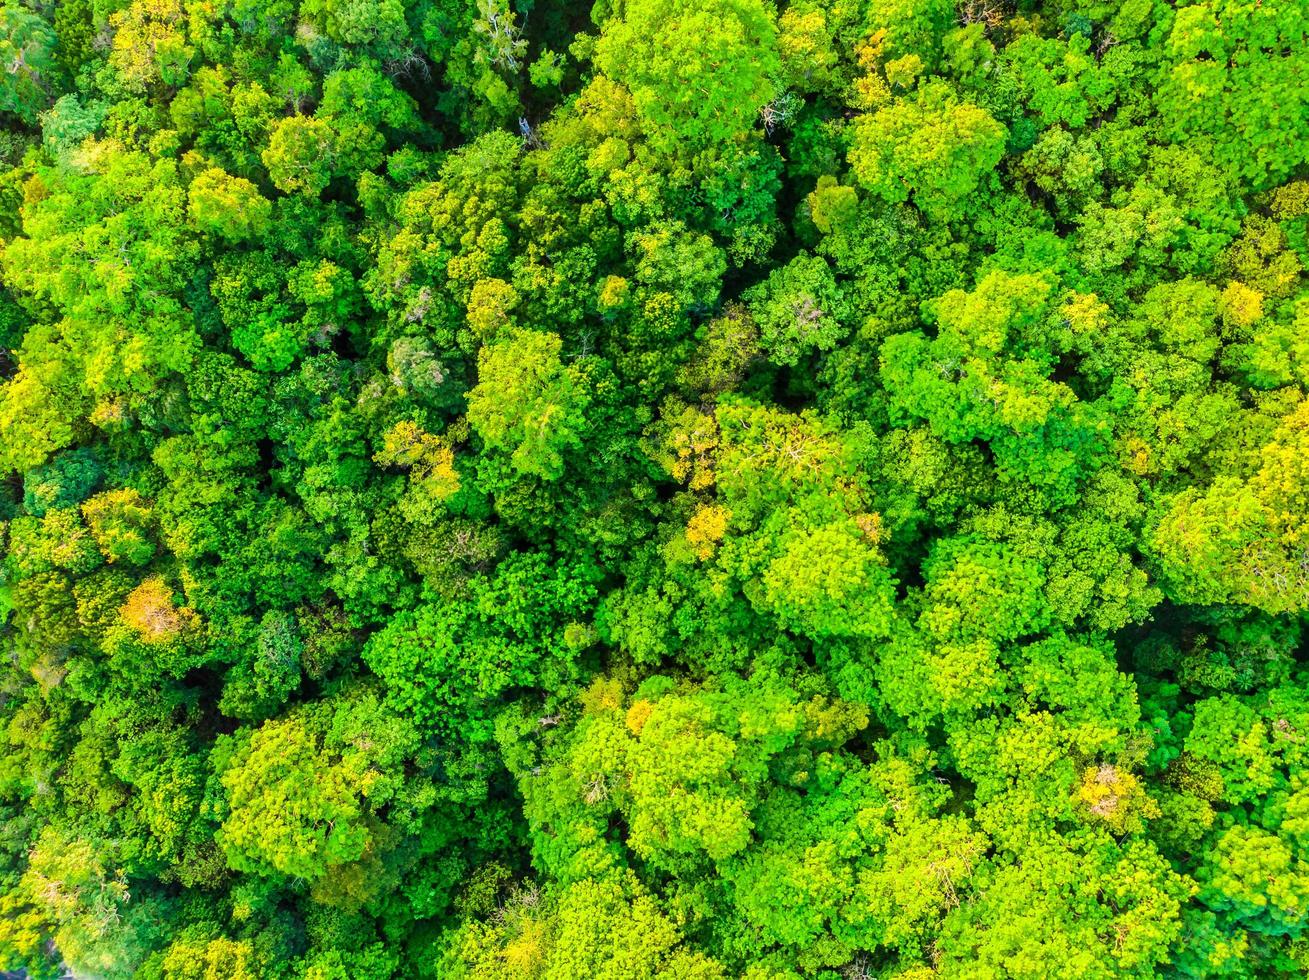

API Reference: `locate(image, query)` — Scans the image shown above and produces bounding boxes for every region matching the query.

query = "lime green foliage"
[215,715,371,881]
[849,81,1006,218]
[1156,0,1309,189]
[595,0,780,152]
[1154,398,1309,613]
[2,0,1309,977]
[187,169,272,242]
[466,327,591,479]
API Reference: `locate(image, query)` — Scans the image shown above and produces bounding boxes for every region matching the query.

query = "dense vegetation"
[1,0,1309,975]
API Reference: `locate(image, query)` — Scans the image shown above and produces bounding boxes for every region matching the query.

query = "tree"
[466,328,590,480]
[83,489,155,565]
[0,6,59,123]
[263,117,339,197]
[849,81,1006,219]
[595,0,781,152]
[106,0,194,94]
[215,716,371,881]
[1155,0,1309,189]
[0,829,168,979]
[936,835,1190,978]
[1153,398,1309,614]
[188,169,272,242]
[744,253,850,366]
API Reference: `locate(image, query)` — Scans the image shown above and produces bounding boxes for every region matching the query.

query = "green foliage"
[0,6,59,124]
[849,81,1006,219]
[215,715,371,881]
[187,169,272,242]
[1156,0,1309,189]
[467,327,591,480]
[594,0,781,152]
[744,253,849,365]
[1154,398,1309,613]
[1,0,1308,976]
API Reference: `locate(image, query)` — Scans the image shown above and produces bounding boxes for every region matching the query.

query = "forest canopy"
[2,0,1309,976]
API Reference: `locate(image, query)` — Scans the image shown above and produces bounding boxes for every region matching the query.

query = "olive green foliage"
[2,0,1309,977]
